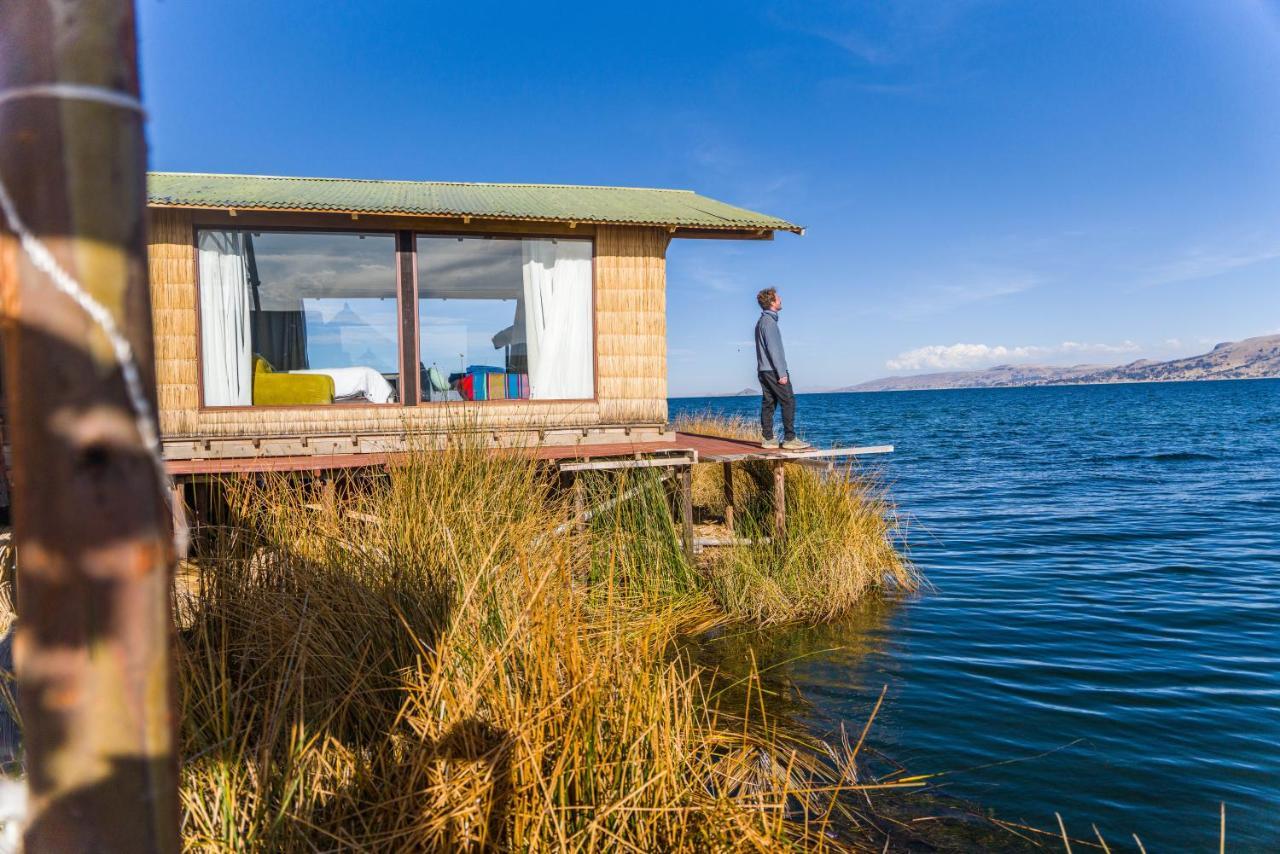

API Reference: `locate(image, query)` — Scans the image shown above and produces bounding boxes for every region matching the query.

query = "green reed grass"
[677,413,919,624]
[168,431,923,850]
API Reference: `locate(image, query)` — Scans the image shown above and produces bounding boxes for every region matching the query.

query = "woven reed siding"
[595,226,668,424]
[145,215,670,439]
[147,209,199,435]
[190,401,602,436]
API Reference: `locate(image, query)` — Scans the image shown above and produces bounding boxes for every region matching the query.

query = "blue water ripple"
[674,379,1280,850]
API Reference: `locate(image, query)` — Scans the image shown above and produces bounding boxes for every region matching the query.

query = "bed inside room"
[197,229,399,406]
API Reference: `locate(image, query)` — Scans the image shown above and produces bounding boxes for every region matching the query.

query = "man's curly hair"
[756,287,778,310]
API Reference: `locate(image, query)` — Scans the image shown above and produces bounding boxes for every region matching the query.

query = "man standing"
[755,288,810,450]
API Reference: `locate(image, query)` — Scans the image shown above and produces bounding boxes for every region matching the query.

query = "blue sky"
[138,0,1280,395]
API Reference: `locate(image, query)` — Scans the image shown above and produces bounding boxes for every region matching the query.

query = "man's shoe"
[761,438,780,449]
[781,438,812,451]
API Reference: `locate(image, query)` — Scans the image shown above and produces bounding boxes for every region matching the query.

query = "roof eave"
[145,201,803,236]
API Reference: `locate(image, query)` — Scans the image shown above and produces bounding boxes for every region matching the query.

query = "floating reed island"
[161,411,933,852]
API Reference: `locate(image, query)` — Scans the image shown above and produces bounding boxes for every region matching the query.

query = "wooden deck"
[165,432,894,559]
[677,433,894,463]
[164,432,892,475]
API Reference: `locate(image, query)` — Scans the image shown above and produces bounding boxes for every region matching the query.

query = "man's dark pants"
[758,370,796,441]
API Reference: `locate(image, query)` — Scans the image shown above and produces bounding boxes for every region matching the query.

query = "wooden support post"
[0,2,181,851]
[170,482,188,543]
[191,478,211,531]
[572,472,587,535]
[773,461,786,538]
[679,464,695,562]
[571,472,590,574]
[721,461,735,534]
[321,476,337,515]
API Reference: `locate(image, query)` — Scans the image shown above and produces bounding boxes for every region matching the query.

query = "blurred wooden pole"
[0,1,180,852]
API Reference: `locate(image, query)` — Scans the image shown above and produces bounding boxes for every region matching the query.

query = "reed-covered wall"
[145,209,669,440]
[596,225,669,425]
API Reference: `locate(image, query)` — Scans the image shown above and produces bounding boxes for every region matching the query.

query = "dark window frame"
[190,222,599,411]
[191,223,403,411]
[411,229,599,406]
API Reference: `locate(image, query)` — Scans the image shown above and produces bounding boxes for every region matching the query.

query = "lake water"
[672,380,1280,851]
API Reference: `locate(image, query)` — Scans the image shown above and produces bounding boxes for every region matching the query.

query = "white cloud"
[885,271,1042,319]
[888,343,1032,371]
[1141,242,1280,287]
[777,0,983,67]
[1057,340,1140,355]
[887,340,1140,372]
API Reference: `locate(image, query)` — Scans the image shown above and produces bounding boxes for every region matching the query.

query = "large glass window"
[197,230,399,406]
[416,235,594,401]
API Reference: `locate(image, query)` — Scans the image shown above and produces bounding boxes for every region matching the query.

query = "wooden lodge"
[143,171,807,473]
[0,170,892,537]
[0,167,895,537]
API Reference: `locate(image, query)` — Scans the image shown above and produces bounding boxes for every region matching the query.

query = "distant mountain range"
[834,334,1280,393]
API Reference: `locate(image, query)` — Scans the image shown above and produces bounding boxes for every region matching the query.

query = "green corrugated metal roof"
[146,172,803,234]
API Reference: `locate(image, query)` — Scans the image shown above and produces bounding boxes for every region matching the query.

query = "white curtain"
[197,231,253,406]
[522,239,593,399]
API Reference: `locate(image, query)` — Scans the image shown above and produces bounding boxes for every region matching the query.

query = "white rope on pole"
[0,83,185,555]
[0,83,145,114]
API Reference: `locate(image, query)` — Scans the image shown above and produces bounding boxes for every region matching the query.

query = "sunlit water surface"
[672,380,1280,851]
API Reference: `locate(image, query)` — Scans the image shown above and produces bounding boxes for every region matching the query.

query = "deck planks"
[164,431,893,476]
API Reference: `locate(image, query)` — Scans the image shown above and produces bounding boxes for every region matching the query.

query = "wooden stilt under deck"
[571,472,589,571]
[162,433,895,558]
[772,460,786,537]
[572,473,587,536]
[722,462,735,534]
[170,483,188,540]
[679,464,695,562]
